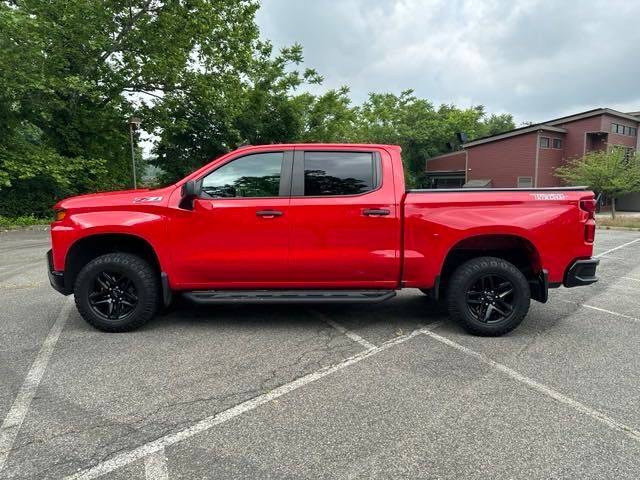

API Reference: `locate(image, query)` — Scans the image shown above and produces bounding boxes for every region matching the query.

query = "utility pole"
[128,116,142,189]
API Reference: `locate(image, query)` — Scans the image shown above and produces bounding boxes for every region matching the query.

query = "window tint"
[304,152,376,196]
[201,152,283,198]
[539,137,550,148]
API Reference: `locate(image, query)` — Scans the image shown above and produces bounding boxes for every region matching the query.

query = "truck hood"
[54,187,174,210]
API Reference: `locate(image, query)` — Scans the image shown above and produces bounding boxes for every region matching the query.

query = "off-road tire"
[74,253,160,332]
[447,256,530,336]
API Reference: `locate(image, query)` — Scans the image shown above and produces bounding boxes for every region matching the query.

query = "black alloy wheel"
[447,256,530,336]
[465,274,515,324]
[88,270,139,321]
[74,253,160,332]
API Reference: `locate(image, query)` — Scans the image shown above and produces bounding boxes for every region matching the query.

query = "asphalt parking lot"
[1,229,640,479]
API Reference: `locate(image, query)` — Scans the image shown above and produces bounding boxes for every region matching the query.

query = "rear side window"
[303,152,377,196]
[201,152,283,198]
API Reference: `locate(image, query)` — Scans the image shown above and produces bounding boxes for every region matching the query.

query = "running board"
[182,289,396,304]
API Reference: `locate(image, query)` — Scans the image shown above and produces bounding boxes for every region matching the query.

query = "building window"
[552,138,562,149]
[539,137,550,148]
[517,176,533,188]
[611,122,638,137]
[609,145,635,163]
[622,147,635,163]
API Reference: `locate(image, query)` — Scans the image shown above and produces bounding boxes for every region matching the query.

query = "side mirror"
[180,180,201,210]
[181,180,201,199]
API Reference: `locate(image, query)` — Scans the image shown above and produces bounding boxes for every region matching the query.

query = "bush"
[0,177,72,218]
[0,215,49,227]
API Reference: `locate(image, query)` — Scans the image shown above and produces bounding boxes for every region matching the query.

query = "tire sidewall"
[449,257,530,336]
[75,254,158,331]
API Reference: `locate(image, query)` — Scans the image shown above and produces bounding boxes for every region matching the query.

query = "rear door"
[288,147,401,288]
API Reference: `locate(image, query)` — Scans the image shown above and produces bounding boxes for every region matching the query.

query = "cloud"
[256,0,640,124]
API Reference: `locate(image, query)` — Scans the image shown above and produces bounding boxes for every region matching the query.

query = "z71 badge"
[133,196,163,203]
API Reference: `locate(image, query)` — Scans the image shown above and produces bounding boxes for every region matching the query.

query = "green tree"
[294,87,357,143]
[0,0,260,214]
[148,41,324,184]
[347,91,497,187]
[479,113,516,137]
[555,148,640,218]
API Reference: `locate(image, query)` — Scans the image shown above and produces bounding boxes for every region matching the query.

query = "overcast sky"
[256,0,640,125]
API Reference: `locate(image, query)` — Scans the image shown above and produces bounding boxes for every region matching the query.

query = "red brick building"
[426,108,640,208]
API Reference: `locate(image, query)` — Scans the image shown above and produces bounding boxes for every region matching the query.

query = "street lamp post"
[128,116,142,189]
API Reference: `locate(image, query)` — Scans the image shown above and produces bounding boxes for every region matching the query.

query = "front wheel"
[447,256,530,336]
[74,253,160,332]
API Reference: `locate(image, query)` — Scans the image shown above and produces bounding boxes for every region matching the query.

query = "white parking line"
[559,299,640,324]
[0,297,73,473]
[422,330,640,444]
[579,304,640,324]
[308,310,376,349]
[595,238,640,258]
[622,276,640,282]
[64,328,426,480]
[144,449,169,480]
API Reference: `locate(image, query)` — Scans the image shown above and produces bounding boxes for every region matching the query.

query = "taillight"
[580,199,596,219]
[580,198,596,243]
[584,221,595,242]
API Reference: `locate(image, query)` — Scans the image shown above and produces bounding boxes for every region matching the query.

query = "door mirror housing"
[182,180,201,199]
[180,180,202,210]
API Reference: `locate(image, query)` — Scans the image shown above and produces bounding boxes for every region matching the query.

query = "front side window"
[303,152,377,196]
[201,152,283,198]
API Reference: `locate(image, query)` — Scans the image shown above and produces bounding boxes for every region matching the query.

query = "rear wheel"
[447,256,530,336]
[74,253,159,332]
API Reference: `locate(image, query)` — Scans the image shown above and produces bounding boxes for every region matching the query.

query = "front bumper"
[47,249,70,295]
[564,258,599,288]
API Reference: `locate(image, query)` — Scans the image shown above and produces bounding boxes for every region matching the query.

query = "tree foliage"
[1,0,261,214]
[555,148,640,218]
[1,0,515,216]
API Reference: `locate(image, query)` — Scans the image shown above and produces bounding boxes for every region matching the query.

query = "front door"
[169,150,292,288]
[288,148,401,288]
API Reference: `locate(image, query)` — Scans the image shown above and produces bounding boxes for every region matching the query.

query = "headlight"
[54,210,66,221]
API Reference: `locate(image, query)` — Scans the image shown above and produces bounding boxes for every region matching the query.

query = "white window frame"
[517,176,533,188]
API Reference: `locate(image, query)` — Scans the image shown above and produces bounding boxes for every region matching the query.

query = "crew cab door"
[168,149,293,288]
[288,148,401,287]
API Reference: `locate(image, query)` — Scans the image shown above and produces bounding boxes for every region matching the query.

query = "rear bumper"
[564,258,599,288]
[47,249,70,295]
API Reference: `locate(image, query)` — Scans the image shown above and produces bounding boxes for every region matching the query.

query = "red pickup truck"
[48,144,598,336]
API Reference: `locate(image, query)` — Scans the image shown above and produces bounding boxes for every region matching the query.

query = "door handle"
[362,208,390,216]
[256,209,283,218]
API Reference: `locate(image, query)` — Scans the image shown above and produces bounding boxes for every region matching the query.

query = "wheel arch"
[437,233,546,302]
[64,233,162,292]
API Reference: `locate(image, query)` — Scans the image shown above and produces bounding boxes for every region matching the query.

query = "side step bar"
[182,289,396,304]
